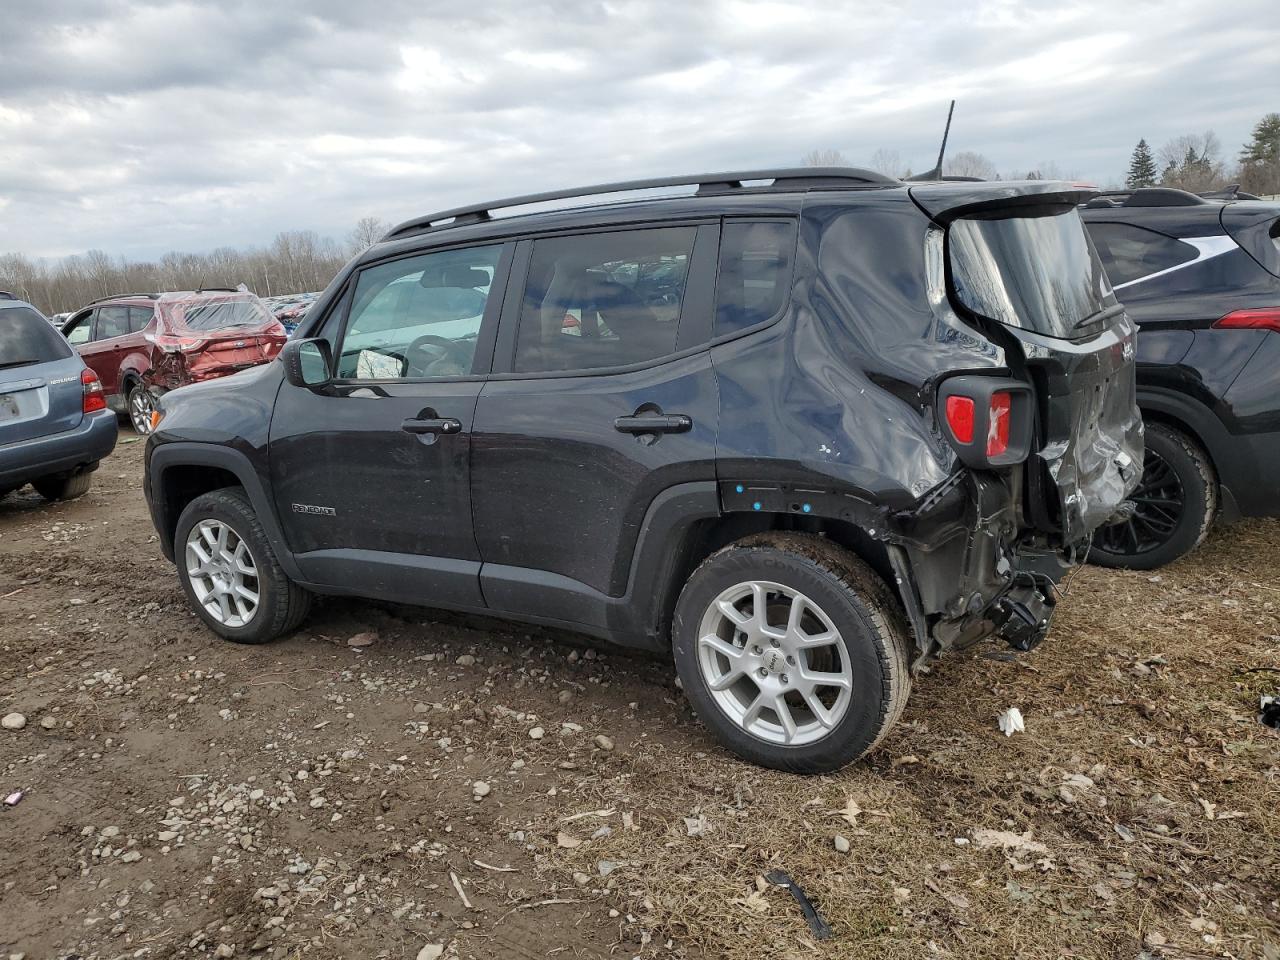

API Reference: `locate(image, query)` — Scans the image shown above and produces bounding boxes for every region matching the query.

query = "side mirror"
[281,338,333,389]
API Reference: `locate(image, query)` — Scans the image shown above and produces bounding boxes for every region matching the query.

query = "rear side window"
[514,227,696,374]
[129,307,153,333]
[714,220,797,337]
[0,305,74,367]
[948,207,1114,339]
[1086,222,1198,286]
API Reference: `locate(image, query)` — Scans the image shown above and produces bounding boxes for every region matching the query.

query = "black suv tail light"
[937,376,1033,469]
[1213,307,1280,334]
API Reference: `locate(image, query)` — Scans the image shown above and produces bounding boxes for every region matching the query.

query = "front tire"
[175,488,311,644]
[1089,423,1217,570]
[33,471,93,501]
[672,533,911,774]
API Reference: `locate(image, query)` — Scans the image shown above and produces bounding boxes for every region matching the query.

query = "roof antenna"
[906,100,955,182]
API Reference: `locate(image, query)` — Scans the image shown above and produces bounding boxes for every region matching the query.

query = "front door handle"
[614,413,692,435]
[401,417,462,436]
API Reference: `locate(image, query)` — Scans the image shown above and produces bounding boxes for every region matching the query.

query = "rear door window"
[948,207,1115,339]
[513,227,696,373]
[714,220,798,337]
[1086,222,1199,286]
[0,305,74,367]
[93,306,131,340]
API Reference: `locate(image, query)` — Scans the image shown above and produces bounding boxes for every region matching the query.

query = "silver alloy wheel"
[129,386,155,434]
[696,581,853,746]
[185,519,260,627]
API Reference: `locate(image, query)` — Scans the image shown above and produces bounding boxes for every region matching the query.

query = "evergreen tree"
[1239,113,1280,195]
[1239,113,1280,165]
[1125,139,1157,189]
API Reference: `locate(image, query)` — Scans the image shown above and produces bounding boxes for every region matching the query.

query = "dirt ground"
[1,428,1278,960]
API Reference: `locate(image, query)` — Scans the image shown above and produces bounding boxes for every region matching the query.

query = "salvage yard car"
[143,169,1143,772]
[61,289,287,434]
[0,293,117,502]
[1082,187,1280,568]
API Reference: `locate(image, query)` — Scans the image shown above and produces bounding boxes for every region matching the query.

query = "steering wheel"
[405,335,471,377]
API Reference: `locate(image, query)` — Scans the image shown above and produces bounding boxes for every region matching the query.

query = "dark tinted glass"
[715,220,797,336]
[949,207,1114,339]
[515,227,696,373]
[0,305,74,366]
[1086,222,1198,286]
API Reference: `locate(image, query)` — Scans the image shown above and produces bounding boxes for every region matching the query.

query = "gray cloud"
[1,0,1276,259]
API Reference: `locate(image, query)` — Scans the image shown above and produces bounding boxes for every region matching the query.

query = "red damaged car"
[62,289,286,434]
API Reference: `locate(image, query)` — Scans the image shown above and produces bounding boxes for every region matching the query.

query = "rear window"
[714,220,798,336]
[1085,222,1198,286]
[948,207,1115,339]
[162,297,274,332]
[0,305,74,368]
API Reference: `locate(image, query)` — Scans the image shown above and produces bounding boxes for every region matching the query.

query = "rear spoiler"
[908,180,1099,225]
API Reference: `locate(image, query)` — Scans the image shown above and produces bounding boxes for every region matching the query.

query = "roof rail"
[1086,187,1209,208]
[1199,184,1261,201]
[384,167,898,241]
[194,286,240,294]
[0,290,17,300]
[87,292,159,306]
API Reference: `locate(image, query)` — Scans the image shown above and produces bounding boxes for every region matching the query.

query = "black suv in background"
[1082,188,1280,568]
[144,169,1141,772]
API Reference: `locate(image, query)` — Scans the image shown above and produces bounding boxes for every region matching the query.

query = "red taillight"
[987,392,1011,457]
[1213,308,1280,333]
[147,333,206,353]
[81,368,107,413]
[945,396,975,443]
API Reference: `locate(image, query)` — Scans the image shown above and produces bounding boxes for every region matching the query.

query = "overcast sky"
[1,0,1276,261]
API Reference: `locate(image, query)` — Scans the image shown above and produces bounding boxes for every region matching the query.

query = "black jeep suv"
[144,169,1141,772]
[1082,187,1280,568]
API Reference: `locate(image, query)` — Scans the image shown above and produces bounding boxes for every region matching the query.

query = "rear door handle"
[401,417,462,435]
[614,414,692,435]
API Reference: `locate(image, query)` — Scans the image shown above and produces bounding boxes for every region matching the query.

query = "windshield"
[948,207,1115,339]
[0,305,74,368]
[161,297,275,332]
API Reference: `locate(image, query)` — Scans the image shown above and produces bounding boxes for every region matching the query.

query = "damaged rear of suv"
[144,169,1141,772]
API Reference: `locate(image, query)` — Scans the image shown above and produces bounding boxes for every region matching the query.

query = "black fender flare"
[1135,386,1240,520]
[147,442,304,581]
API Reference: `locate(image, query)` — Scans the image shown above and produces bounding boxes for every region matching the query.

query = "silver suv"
[0,293,118,501]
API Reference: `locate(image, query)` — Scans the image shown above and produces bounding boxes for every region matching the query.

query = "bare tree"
[801,148,847,167]
[0,234,349,316]
[943,151,998,180]
[868,148,907,178]
[348,216,389,254]
[1157,132,1230,192]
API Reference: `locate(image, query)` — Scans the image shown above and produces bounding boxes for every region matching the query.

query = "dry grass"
[538,520,1280,959]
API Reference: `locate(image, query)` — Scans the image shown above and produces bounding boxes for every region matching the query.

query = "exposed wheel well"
[656,511,900,642]
[157,465,243,545]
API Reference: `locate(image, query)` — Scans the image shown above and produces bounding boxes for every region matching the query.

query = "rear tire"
[672,533,911,774]
[1089,423,1217,570]
[127,382,156,434]
[175,488,311,644]
[33,471,93,501]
